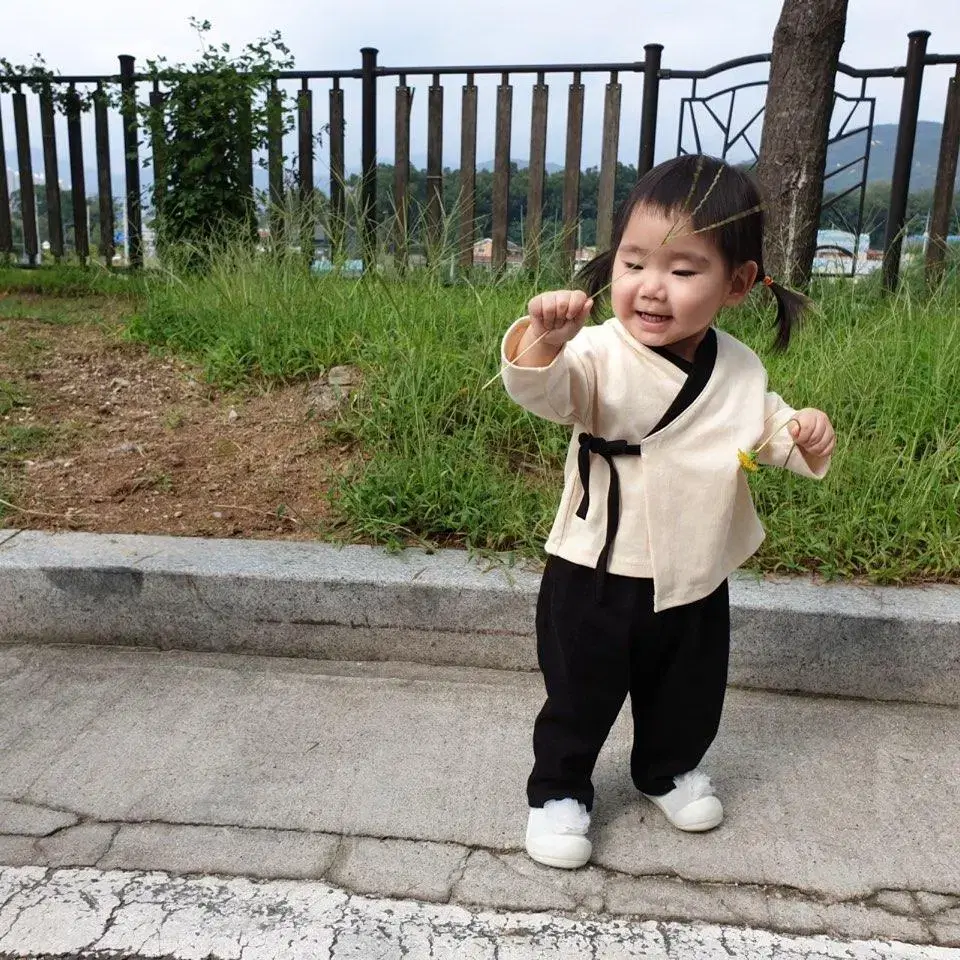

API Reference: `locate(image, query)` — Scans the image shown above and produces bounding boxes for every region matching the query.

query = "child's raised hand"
[527,290,594,345]
[789,409,836,458]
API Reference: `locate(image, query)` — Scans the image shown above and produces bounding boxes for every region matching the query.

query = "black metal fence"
[1,31,958,289]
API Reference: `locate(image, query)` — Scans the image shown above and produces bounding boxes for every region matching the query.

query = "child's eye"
[673,270,697,277]
[623,261,643,271]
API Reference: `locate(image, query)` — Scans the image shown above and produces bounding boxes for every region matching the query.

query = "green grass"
[0,424,74,463]
[0,263,143,298]
[0,423,70,523]
[5,251,959,583]
[724,271,959,581]
[0,379,28,416]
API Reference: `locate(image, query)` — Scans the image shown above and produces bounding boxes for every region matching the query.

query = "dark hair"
[576,154,809,349]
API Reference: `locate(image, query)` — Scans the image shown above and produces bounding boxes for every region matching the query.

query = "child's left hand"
[789,409,836,458]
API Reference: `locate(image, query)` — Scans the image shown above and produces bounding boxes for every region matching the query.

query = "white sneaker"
[525,798,592,869]
[642,770,723,832]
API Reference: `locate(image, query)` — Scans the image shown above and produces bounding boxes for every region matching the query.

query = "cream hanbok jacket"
[501,316,830,612]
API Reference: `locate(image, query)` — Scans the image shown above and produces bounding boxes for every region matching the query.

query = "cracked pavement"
[0,866,958,959]
[0,643,958,955]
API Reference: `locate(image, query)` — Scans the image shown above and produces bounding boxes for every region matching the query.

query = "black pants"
[527,556,730,811]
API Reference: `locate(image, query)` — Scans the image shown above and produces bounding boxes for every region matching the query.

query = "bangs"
[630,156,760,237]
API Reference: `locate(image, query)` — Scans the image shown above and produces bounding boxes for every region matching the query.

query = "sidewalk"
[1,642,958,947]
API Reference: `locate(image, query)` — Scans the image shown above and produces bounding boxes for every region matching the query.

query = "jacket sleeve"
[757,391,831,479]
[499,317,595,426]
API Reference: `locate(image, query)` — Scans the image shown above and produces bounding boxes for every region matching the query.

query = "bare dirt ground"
[0,294,357,541]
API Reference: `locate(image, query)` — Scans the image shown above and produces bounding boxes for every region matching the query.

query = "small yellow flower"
[738,416,800,473]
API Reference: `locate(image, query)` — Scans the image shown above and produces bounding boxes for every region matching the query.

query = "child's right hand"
[527,290,593,345]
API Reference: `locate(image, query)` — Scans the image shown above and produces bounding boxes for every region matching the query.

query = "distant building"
[813,228,878,275]
[472,237,523,265]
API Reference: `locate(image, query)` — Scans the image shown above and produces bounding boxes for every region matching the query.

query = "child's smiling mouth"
[637,311,673,325]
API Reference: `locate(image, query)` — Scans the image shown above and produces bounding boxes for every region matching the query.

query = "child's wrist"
[511,323,563,368]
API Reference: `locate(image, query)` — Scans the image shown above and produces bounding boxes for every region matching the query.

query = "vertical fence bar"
[458,74,478,269]
[238,91,254,218]
[882,30,929,291]
[119,55,143,268]
[525,74,549,271]
[39,85,64,262]
[94,85,115,267]
[298,79,315,262]
[426,74,444,261]
[360,47,379,263]
[394,76,412,269]
[926,65,960,286]
[0,106,12,257]
[13,88,38,266]
[267,79,284,247]
[329,79,345,260]
[597,71,622,251]
[638,43,663,175]
[492,73,513,273]
[562,72,585,267]
[66,86,89,264]
[148,81,167,231]
[853,88,875,274]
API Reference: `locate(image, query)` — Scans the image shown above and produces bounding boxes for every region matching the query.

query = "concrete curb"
[1,529,958,705]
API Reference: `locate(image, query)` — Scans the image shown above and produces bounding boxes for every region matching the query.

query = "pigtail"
[759,274,812,350]
[575,249,615,311]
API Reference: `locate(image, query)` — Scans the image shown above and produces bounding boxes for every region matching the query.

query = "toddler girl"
[499,154,835,869]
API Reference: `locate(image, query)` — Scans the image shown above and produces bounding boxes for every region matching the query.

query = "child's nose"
[637,270,666,300]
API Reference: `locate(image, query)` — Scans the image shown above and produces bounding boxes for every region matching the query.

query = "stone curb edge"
[1,529,958,704]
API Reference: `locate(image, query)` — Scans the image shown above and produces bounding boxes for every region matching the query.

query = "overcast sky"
[3,0,959,178]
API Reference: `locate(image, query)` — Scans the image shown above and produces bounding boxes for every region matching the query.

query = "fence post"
[360,47,379,265]
[12,86,38,266]
[93,84,116,268]
[882,30,929,291]
[148,80,167,231]
[426,74,444,262]
[267,79,284,248]
[66,86,89,265]
[119,55,143,268]
[925,64,960,286]
[39,83,65,262]
[0,106,13,257]
[638,43,663,176]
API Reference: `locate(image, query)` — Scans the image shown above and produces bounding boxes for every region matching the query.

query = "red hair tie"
[762,275,774,287]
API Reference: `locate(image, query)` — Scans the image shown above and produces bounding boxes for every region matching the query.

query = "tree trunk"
[756,0,849,288]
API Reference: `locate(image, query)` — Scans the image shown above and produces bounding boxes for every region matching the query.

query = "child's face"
[611,205,757,361]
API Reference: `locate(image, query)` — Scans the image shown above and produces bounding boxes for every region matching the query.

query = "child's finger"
[788,418,806,443]
[528,295,544,324]
[566,291,587,320]
[811,427,836,456]
[804,420,826,448]
[540,293,558,327]
[555,292,573,324]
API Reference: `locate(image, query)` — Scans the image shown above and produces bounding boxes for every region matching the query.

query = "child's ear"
[723,260,759,306]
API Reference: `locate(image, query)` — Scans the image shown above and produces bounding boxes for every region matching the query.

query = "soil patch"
[0,307,357,541]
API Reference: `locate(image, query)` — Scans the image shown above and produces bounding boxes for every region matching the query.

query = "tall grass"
[732,268,959,581]
[4,221,957,581]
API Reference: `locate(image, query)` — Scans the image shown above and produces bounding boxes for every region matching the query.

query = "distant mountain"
[2,145,140,198]
[476,159,564,174]
[825,121,957,193]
